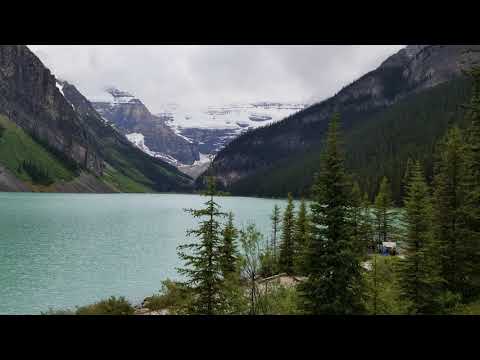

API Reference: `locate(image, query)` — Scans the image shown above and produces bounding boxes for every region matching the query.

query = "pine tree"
[361,192,375,257]
[220,212,239,277]
[374,177,394,250]
[279,193,295,274]
[299,113,365,314]
[459,65,480,300]
[351,182,371,259]
[401,158,414,199]
[293,198,310,275]
[398,162,443,314]
[176,177,226,315]
[270,204,281,261]
[432,126,468,301]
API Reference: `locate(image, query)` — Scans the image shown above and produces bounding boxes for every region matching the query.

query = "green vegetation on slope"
[0,115,75,186]
[225,77,472,204]
[102,164,153,193]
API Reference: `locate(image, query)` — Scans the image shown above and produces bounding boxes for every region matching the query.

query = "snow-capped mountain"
[157,102,306,154]
[91,88,199,166]
[90,87,304,177]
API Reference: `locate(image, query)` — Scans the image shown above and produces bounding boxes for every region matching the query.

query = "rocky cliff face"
[206,45,480,187]
[0,45,192,192]
[58,80,193,192]
[92,89,199,165]
[0,45,104,175]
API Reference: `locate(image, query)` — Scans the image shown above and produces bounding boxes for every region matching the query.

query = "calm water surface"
[0,193,287,314]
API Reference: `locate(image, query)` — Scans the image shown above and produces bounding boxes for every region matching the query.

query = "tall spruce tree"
[176,177,226,315]
[398,162,443,314]
[351,182,371,259]
[459,65,480,300]
[432,126,468,301]
[299,114,365,314]
[374,177,394,250]
[361,192,375,253]
[293,198,311,275]
[279,193,295,274]
[270,204,281,260]
[220,212,239,277]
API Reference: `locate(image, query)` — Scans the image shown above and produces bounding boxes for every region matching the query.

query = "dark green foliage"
[293,198,311,275]
[398,162,443,314]
[351,183,372,259]
[21,160,54,185]
[256,284,302,315]
[458,66,480,300]
[75,296,135,315]
[259,248,278,278]
[299,114,365,314]
[221,77,472,203]
[374,177,394,247]
[432,126,469,301]
[279,193,295,274]
[41,308,75,315]
[270,204,281,261]
[220,212,239,276]
[364,255,410,315]
[176,177,227,315]
[0,123,5,138]
[144,279,193,314]
[30,133,80,174]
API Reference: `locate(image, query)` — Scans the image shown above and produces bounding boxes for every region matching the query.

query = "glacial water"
[0,192,288,314]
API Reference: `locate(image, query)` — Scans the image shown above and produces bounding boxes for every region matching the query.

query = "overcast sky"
[28,45,404,112]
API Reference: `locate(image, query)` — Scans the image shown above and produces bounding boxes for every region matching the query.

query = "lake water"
[0,193,287,314]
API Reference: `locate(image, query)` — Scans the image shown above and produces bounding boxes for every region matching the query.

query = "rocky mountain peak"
[404,45,430,58]
[105,87,141,105]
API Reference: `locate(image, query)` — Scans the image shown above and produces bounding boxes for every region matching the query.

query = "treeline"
[224,76,472,205]
[19,160,54,186]
[166,67,480,314]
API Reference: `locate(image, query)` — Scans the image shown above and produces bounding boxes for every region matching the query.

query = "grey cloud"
[28,45,404,112]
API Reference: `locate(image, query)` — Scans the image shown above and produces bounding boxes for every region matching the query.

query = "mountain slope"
[203,45,480,201]
[223,77,472,201]
[159,102,306,155]
[59,81,194,191]
[0,45,192,193]
[92,89,199,165]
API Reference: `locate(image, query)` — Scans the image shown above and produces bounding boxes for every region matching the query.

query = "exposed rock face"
[206,45,480,187]
[0,165,30,192]
[160,102,306,155]
[92,89,199,165]
[0,45,192,192]
[59,81,193,192]
[0,45,104,176]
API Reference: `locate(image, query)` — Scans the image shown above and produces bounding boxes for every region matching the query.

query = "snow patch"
[126,132,182,166]
[55,81,65,96]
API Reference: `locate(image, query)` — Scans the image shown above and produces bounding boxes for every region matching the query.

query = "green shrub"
[363,255,410,315]
[144,280,193,314]
[449,299,480,315]
[75,296,134,315]
[256,283,302,315]
[41,307,75,315]
[259,249,278,278]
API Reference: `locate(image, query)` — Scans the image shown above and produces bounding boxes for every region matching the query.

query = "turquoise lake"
[0,192,288,314]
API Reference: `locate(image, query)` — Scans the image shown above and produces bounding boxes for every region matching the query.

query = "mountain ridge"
[0,45,192,193]
[202,45,480,198]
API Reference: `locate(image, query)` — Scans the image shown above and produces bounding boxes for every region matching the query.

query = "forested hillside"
[202,45,480,203]
[224,77,472,203]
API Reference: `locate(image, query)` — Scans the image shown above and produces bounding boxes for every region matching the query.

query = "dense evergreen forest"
[221,77,473,204]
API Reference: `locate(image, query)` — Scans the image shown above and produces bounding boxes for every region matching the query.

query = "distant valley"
[91,89,305,177]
